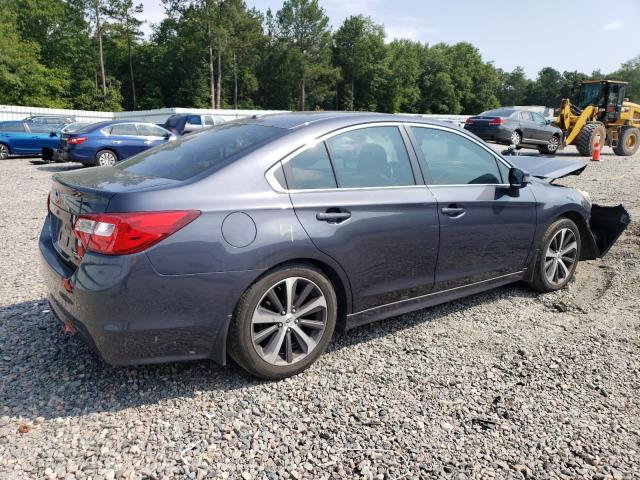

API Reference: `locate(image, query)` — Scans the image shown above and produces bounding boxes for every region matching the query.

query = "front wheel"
[531,218,581,292]
[538,135,560,155]
[227,264,337,379]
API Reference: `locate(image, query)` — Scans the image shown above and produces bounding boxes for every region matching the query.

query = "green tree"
[333,15,386,110]
[526,67,563,107]
[612,56,640,100]
[497,66,530,106]
[275,0,338,110]
[106,0,144,109]
[380,39,423,113]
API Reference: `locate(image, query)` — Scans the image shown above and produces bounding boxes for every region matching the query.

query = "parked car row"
[0,113,227,164]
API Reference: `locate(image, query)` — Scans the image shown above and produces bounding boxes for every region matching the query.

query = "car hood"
[508,156,588,180]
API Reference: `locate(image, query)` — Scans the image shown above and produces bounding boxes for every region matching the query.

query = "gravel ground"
[0,147,639,480]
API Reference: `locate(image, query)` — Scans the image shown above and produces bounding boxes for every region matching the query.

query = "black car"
[465,108,562,155]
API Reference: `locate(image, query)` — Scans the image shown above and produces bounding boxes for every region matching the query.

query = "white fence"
[0,104,556,126]
[0,105,288,124]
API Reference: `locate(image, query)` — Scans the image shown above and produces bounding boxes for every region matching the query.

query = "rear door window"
[326,126,415,188]
[137,124,168,137]
[283,143,337,190]
[203,116,215,126]
[520,111,534,122]
[109,124,138,136]
[411,127,504,185]
[117,123,283,181]
[187,115,202,125]
[0,122,26,132]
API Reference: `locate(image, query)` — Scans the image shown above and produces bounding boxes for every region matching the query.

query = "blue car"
[60,121,176,166]
[0,121,61,159]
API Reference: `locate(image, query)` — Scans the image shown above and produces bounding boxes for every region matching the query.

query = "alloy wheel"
[548,136,559,152]
[251,277,328,366]
[0,144,8,160]
[544,228,578,286]
[97,151,117,166]
[511,131,521,145]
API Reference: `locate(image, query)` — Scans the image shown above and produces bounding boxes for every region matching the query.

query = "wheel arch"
[0,141,11,154]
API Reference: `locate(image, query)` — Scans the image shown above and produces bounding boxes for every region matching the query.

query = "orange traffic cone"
[592,135,601,161]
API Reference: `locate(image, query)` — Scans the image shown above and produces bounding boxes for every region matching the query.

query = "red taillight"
[465,117,474,125]
[67,136,88,145]
[73,210,200,256]
[488,118,505,125]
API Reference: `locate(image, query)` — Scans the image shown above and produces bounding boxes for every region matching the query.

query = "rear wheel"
[531,218,581,292]
[576,122,606,157]
[227,264,337,379]
[510,130,521,146]
[538,135,560,155]
[613,126,639,156]
[0,143,10,160]
[95,149,118,167]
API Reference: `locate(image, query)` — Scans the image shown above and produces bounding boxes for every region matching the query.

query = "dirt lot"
[0,146,639,480]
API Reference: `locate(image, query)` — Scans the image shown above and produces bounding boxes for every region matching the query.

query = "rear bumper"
[39,215,261,366]
[464,125,513,143]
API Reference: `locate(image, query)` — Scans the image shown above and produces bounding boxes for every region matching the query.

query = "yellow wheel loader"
[556,80,640,156]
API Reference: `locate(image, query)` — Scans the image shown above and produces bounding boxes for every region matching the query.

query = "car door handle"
[316,211,351,222]
[441,207,466,218]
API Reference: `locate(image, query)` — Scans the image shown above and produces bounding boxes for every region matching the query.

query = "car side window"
[411,127,504,185]
[0,122,26,132]
[187,115,202,125]
[29,123,53,133]
[203,116,214,126]
[283,143,337,190]
[110,124,138,136]
[137,124,167,137]
[520,111,533,122]
[326,126,415,188]
[532,113,547,125]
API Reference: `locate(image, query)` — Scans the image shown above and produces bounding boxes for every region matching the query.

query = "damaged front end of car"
[509,156,631,259]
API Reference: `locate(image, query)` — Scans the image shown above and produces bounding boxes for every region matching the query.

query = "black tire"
[227,263,337,380]
[538,134,560,155]
[613,126,639,156]
[0,143,10,160]
[576,122,606,157]
[531,218,581,293]
[95,149,118,167]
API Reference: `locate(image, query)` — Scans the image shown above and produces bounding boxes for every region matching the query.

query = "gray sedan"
[39,112,628,379]
[465,108,563,154]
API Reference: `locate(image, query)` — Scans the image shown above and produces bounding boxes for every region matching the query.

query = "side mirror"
[509,167,530,188]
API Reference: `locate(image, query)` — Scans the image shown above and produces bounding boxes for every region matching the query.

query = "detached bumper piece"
[588,204,630,257]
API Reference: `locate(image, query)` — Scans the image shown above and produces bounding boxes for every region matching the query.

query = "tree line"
[1,0,638,113]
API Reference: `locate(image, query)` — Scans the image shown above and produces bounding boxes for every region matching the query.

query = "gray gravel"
[1,147,639,480]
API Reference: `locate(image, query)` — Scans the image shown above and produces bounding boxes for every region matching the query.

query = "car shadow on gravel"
[1,284,538,421]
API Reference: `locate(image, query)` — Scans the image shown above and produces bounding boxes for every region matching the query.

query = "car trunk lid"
[48,168,177,267]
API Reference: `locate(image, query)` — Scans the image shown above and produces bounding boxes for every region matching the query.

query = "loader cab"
[576,80,627,122]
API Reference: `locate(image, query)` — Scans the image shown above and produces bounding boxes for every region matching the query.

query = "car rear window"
[0,122,26,132]
[480,109,515,117]
[116,123,283,181]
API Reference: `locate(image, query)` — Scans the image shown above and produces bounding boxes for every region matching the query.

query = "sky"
[139,0,640,78]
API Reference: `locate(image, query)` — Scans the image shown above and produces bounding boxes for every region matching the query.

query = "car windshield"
[480,109,515,117]
[116,123,284,181]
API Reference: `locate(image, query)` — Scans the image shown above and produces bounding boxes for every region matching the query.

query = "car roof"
[240,111,462,132]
